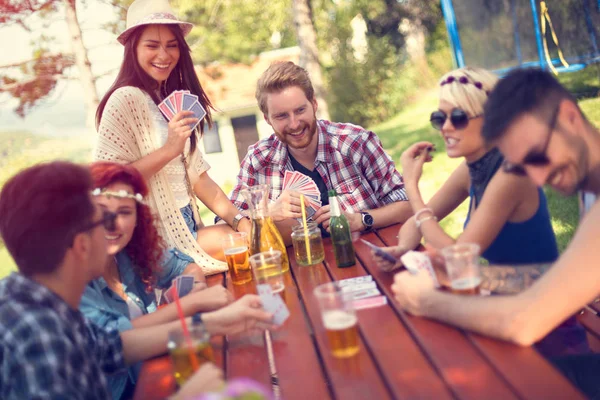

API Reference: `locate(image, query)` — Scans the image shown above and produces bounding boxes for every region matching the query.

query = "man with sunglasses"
[0,161,276,399]
[391,68,600,398]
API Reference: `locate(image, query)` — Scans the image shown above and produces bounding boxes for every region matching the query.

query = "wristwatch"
[192,312,203,326]
[361,212,374,231]
[232,213,250,232]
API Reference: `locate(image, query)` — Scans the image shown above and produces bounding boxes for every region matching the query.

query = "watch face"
[363,213,374,226]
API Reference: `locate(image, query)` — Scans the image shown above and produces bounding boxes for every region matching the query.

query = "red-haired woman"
[80,161,232,400]
[94,0,250,276]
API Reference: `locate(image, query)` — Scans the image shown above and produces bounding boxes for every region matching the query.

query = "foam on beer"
[224,246,248,255]
[322,310,357,330]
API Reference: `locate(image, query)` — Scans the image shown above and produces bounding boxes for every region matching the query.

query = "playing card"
[400,251,440,288]
[360,239,398,264]
[172,91,183,112]
[164,285,176,304]
[341,281,377,293]
[188,101,207,131]
[158,101,175,121]
[337,275,373,287]
[257,284,290,326]
[353,295,387,310]
[182,93,199,111]
[177,275,195,297]
[349,288,381,300]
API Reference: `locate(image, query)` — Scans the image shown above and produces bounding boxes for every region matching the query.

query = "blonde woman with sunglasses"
[376,67,559,269]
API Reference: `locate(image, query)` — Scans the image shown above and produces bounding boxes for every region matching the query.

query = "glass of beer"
[441,243,482,295]
[313,282,360,358]
[291,222,325,266]
[249,250,285,295]
[167,324,214,386]
[222,232,252,285]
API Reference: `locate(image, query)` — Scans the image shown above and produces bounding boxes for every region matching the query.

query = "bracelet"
[414,207,434,221]
[415,215,438,229]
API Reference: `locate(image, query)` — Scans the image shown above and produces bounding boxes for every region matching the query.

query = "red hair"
[89,162,165,290]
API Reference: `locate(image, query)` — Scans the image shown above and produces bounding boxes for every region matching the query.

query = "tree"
[0,0,126,128]
[292,0,330,120]
[176,0,296,66]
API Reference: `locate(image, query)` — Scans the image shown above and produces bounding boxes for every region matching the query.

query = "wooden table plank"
[290,244,392,400]
[355,234,519,400]
[468,335,586,399]
[268,263,332,400]
[321,238,454,400]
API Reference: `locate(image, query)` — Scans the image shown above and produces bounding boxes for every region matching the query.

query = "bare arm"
[193,171,243,228]
[393,201,600,346]
[130,285,233,329]
[131,110,198,181]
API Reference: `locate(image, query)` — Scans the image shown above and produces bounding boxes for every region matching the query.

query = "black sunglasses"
[430,108,481,131]
[79,211,118,233]
[501,107,559,176]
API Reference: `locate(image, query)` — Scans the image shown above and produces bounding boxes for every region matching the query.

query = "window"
[202,121,222,154]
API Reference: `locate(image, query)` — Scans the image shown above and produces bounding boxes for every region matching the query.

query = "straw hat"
[117,0,194,45]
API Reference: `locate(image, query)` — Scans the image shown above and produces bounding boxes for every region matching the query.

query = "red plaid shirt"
[229,120,407,213]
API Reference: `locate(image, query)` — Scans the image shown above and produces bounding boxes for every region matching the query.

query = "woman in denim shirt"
[80,162,232,400]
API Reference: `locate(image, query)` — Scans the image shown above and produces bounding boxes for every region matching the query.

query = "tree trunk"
[64,0,99,130]
[292,0,330,120]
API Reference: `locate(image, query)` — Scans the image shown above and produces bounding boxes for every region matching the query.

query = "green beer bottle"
[328,189,356,268]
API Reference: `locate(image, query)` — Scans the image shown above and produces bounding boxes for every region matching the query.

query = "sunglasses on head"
[430,108,480,131]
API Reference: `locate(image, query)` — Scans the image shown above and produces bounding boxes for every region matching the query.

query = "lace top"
[146,95,192,208]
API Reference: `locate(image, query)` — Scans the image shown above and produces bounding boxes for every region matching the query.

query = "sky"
[0,1,123,137]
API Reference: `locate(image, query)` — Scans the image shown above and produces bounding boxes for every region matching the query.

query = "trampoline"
[441,0,600,74]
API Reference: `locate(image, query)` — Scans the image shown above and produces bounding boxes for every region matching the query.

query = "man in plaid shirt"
[0,162,273,399]
[229,61,412,242]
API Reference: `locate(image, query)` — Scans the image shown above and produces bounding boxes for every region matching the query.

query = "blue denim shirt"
[80,248,193,400]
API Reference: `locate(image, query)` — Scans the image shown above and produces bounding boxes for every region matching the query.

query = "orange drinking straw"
[172,287,199,371]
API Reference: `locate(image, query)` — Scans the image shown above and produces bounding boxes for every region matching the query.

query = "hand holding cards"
[400,251,440,288]
[282,171,321,219]
[163,275,196,304]
[158,90,206,131]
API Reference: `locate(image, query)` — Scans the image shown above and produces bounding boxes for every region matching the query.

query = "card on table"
[257,284,290,326]
[353,295,387,310]
[337,275,373,287]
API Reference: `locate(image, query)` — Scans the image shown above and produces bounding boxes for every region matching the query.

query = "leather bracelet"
[415,215,438,229]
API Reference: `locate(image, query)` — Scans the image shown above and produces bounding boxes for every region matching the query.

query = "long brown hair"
[96,24,214,155]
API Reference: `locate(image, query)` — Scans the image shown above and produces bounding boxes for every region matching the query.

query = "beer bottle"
[328,189,356,268]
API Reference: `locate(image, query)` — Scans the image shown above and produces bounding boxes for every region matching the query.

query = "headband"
[440,76,489,94]
[92,188,144,203]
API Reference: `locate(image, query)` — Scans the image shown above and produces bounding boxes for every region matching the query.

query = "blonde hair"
[438,67,498,116]
[255,61,315,116]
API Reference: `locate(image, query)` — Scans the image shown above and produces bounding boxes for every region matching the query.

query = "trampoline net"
[451,0,600,71]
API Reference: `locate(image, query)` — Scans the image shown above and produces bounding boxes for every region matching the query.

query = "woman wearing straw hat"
[94,0,249,276]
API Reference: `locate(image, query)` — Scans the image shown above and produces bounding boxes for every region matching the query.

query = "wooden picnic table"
[134,224,584,400]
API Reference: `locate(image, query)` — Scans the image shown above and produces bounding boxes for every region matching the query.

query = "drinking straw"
[300,194,312,264]
[172,286,200,371]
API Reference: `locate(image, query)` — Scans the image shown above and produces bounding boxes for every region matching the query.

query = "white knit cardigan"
[94,86,228,275]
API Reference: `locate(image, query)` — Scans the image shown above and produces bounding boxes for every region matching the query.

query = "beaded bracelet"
[415,215,438,229]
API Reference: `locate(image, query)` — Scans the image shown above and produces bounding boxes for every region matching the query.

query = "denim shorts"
[179,203,198,240]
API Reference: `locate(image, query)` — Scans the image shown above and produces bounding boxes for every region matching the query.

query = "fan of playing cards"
[162,275,195,304]
[158,90,207,131]
[282,171,321,218]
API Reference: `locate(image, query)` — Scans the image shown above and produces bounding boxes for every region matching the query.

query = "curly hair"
[89,161,166,290]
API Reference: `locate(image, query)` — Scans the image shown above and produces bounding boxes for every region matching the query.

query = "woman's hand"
[400,142,435,186]
[203,294,276,336]
[165,110,198,159]
[191,285,234,312]
[372,246,408,272]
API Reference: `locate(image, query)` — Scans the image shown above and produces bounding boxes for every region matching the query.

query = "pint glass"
[314,282,359,358]
[222,232,252,285]
[441,243,482,295]
[249,250,285,295]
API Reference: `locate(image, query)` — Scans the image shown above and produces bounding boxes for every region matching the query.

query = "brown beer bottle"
[328,190,356,268]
